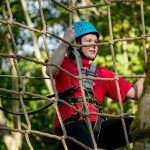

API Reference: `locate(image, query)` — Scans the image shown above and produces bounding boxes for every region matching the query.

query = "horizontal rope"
[0,74,145,79]
[0,19,150,48]
[0,53,146,81]
[71,0,140,10]
[0,125,91,150]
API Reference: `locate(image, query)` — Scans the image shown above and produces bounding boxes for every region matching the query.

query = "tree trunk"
[130,49,150,149]
[0,5,22,149]
[9,49,22,150]
[0,100,20,150]
[20,0,53,94]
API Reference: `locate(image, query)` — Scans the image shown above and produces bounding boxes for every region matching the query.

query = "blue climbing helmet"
[73,21,99,39]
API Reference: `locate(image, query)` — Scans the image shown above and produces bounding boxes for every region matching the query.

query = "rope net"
[0,0,148,149]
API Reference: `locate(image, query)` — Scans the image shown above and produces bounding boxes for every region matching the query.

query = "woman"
[46,21,144,150]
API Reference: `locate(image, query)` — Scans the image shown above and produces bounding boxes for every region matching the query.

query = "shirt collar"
[81,57,90,67]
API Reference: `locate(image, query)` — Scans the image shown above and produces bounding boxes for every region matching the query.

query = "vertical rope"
[5,0,33,148]
[37,0,68,144]
[68,1,98,149]
[25,133,34,150]
[62,138,69,150]
[37,0,69,148]
[37,0,49,58]
[107,4,130,150]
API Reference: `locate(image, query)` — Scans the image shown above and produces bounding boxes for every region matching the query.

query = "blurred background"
[0,0,149,149]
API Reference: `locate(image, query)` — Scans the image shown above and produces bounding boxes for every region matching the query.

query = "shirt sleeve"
[54,56,69,79]
[54,56,74,93]
[102,68,133,103]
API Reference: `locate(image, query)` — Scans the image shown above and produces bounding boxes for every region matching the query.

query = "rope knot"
[114,75,118,81]
[141,34,145,39]
[41,29,46,34]
[7,19,13,25]
[20,91,25,96]
[109,40,114,45]
[105,1,111,5]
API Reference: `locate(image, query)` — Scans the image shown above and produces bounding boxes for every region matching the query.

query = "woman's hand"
[63,26,76,44]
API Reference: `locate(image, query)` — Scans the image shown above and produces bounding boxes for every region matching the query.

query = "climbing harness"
[60,51,104,142]
[77,51,104,141]
[62,50,102,111]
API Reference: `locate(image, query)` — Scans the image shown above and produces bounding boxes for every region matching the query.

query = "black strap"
[62,113,81,125]
[63,97,103,112]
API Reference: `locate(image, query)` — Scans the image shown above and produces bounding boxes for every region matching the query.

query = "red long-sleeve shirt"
[54,56,132,128]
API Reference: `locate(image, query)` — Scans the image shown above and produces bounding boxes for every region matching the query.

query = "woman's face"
[80,34,98,60]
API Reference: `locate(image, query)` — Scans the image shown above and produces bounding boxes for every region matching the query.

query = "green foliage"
[0,0,150,149]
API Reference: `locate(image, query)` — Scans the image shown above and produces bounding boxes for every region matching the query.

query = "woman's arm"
[46,26,76,77]
[127,77,145,100]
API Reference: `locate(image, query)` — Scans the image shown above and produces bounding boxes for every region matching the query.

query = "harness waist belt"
[63,97,103,111]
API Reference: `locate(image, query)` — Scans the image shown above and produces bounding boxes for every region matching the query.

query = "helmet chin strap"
[78,48,95,61]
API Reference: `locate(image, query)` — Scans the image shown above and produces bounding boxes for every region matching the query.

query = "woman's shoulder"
[61,56,75,68]
[63,56,73,62]
[96,65,115,77]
